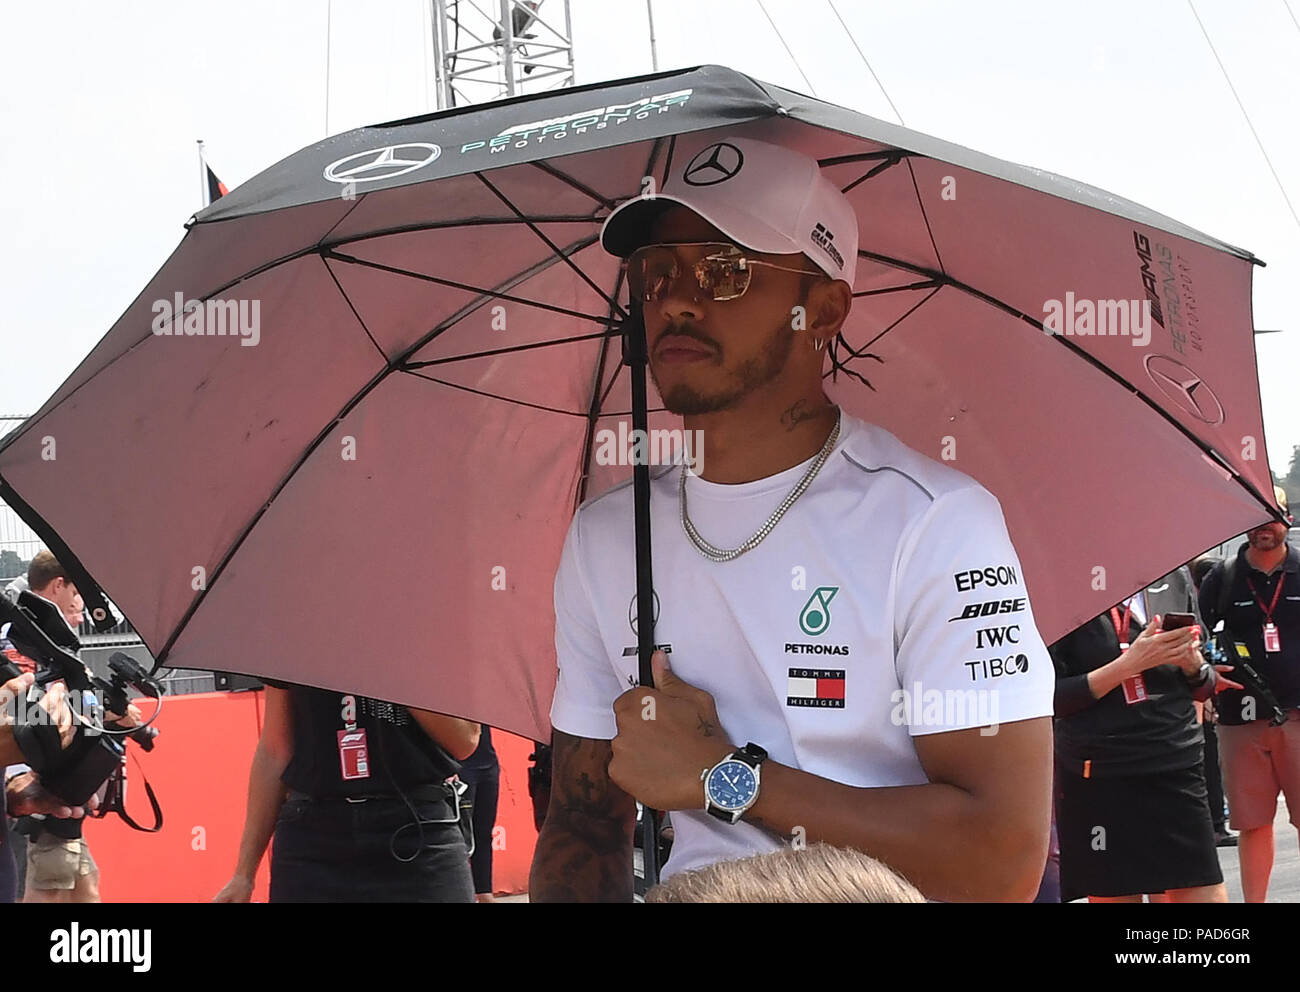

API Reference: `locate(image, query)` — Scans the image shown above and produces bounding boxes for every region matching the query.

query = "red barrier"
[85,690,539,902]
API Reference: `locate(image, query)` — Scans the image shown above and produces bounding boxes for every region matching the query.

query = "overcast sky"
[2,0,1296,474]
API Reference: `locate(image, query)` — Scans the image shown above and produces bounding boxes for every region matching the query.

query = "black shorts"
[1056,761,1223,901]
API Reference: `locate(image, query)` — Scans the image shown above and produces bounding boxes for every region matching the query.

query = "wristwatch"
[701,743,767,824]
[1187,661,1212,687]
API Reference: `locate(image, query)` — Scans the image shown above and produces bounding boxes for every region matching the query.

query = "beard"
[651,316,798,416]
[1249,528,1284,549]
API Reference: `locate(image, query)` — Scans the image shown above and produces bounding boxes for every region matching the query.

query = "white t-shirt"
[550,411,1054,878]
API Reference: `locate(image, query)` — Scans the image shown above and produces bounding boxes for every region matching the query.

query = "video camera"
[1204,621,1288,727]
[0,589,164,806]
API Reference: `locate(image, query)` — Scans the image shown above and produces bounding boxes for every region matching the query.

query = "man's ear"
[807,278,852,340]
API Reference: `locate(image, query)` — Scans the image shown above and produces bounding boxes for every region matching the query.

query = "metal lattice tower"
[430,0,576,109]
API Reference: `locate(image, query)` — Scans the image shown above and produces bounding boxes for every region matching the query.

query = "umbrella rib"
[905,156,947,274]
[595,359,625,416]
[818,150,920,168]
[847,284,943,354]
[660,134,678,188]
[841,152,905,194]
[318,187,370,247]
[528,160,619,211]
[323,247,612,327]
[475,172,628,321]
[380,235,613,370]
[324,215,603,247]
[400,370,588,418]
[853,279,940,299]
[402,328,616,368]
[322,254,389,364]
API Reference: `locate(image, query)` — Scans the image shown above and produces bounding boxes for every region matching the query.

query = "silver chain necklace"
[680,410,842,563]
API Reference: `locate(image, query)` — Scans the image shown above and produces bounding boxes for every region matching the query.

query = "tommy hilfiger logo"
[787,668,845,708]
[810,223,844,271]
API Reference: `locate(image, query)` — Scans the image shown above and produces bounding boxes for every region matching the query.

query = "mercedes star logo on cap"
[682,142,744,186]
[323,143,442,184]
[1143,354,1225,425]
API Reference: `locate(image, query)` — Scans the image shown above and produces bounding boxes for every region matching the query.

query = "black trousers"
[461,764,500,895]
[269,795,474,903]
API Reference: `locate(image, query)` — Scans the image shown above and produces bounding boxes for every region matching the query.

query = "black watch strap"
[733,742,767,769]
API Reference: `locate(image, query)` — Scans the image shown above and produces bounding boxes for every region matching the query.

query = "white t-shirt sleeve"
[893,484,1054,735]
[549,513,622,740]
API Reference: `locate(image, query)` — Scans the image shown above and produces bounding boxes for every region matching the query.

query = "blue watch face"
[707,760,757,811]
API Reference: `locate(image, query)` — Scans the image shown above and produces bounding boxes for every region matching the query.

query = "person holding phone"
[1048,565,1236,902]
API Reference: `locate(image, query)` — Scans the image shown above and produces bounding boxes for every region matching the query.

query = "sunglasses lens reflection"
[629,244,752,303]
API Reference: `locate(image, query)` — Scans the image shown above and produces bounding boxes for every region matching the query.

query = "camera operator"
[1198,487,1300,902]
[1,669,81,902]
[214,681,480,903]
[3,551,141,903]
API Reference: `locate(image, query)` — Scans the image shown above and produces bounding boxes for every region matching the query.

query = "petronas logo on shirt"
[799,586,839,636]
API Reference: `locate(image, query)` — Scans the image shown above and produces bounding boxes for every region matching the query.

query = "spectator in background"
[1190,554,1234,847]
[1197,488,1300,902]
[458,725,501,902]
[645,843,924,903]
[214,681,480,903]
[1050,566,1229,903]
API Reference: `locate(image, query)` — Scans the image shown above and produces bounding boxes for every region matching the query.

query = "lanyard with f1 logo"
[1110,599,1147,704]
[1245,573,1286,654]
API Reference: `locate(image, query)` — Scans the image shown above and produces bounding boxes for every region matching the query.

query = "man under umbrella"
[531,137,1055,902]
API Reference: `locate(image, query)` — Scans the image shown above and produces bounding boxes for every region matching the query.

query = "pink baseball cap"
[601,135,859,286]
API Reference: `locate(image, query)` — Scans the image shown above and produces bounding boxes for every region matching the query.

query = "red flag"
[206,165,228,202]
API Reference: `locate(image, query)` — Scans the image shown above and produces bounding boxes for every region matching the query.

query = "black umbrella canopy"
[0,64,1275,742]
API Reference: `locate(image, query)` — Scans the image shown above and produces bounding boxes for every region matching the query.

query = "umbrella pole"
[626,303,661,889]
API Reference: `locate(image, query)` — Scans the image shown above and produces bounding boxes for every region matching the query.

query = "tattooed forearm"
[529,731,636,902]
[697,715,716,737]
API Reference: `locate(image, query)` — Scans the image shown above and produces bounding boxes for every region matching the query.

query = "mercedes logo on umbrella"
[323,143,442,184]
[1143,354,1225,425]
[682,142,744,186]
